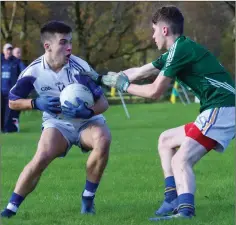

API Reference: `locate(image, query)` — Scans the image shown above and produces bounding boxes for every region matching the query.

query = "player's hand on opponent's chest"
[32,96,62,115]
[81,71,130,92]
[80,70,102,84]
[61,98,94,119]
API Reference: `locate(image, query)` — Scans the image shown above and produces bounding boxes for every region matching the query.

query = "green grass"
[1,103,235,225]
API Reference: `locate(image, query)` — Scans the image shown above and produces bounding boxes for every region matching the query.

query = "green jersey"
[152,36,235,112]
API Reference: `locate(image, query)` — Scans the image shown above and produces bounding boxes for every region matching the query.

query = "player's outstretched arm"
[114,73,172,99]
[123,63,160,82]
[127,74,172,99]
[80,63,160,86]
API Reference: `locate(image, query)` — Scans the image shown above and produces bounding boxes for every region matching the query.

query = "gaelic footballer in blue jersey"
[1,21,111,218]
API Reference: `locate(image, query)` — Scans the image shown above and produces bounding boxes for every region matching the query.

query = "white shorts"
[194,107,235,152]
[42,115,106,156]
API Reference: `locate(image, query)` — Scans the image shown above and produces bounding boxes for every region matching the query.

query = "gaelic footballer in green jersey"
[152,35,235,113]
[84,5,235,221]
[150,34,235,153]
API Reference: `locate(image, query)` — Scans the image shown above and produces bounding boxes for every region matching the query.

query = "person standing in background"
[1,43,26,133]
[12,46,26,128]
[13,47,23,60]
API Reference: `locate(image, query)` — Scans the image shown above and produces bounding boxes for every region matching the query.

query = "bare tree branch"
[17,2,42,28]
[110,40,152,60]
[225,1,235,12]
[74,2,87,57]
[1,28,6,40]
[84,3,108,35]
[88,26,117,50]
[71,2,150,69]
[88,3,135,52]
[1,2,10,33]
[20,1,28,60]
[81,2,91,27]
[1,1,17,42]
[8,1,17,31]
[109,24,132,58]
[112,2,120,22]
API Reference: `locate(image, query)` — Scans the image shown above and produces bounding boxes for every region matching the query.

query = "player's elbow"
[102,100,109,112]
[9,100,17,110]
[94,98,109,115]
[149,86,161,100]
[100,95,109,112]
[150,92,161,100]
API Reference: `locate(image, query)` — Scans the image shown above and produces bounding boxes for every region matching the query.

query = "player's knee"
[98,133,111,150]
[171,156,180,170]
[93,130,111,153]
[158,131,170,152]
[32,146,55,172]
[33,154,52,172]
[171,154,190,170]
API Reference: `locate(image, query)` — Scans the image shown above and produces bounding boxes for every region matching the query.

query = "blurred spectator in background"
[13,47,23,60]
[12,46,26,130]
[1,43,26,133]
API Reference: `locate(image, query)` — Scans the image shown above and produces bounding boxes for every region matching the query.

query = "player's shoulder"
[18,56,43,79]
[176,36,205,53]
[175,36,210,59]
[172,36,191,52]
[167,36,194,60]
[159,51,169,60]
[69,54,90,72]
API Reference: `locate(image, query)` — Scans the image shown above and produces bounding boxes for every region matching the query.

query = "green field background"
[1,103,234,225]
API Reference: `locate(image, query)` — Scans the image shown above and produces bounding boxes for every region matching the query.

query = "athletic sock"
[164,176,177,203]
[7,192,25,213]
[178,193,195,216]
[82,180,99,198]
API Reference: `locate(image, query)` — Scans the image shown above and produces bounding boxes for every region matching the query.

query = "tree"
[1,1,233,75]
[69,2,154,71]
[1,1,17,43]
[19,1,28,58]
[1,1,50,62]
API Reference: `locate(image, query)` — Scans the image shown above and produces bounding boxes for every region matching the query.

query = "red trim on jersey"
[184,122,217,151]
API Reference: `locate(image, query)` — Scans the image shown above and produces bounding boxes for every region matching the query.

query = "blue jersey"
[9,54,104,124]
[1,54,26,96]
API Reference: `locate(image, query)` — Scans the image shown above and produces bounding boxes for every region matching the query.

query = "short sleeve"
[152,52,168,70]
[9,76,36,100]
[9,62,36,100]
[161,41,193,79]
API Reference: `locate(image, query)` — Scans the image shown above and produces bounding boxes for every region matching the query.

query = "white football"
[60,83,94,108]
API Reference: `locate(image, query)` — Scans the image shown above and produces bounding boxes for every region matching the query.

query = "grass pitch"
[1,103,234,225]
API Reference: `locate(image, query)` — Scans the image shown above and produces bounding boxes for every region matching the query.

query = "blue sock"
[1,193,24,217]
[9,192,24,208]
[83,180,99,198]
[4,192,25,214]
[164,176,177,203]
[178,193,195,216]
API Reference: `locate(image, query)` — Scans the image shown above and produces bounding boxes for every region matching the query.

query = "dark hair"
[152,6,184,35]
[40,20,72,42]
